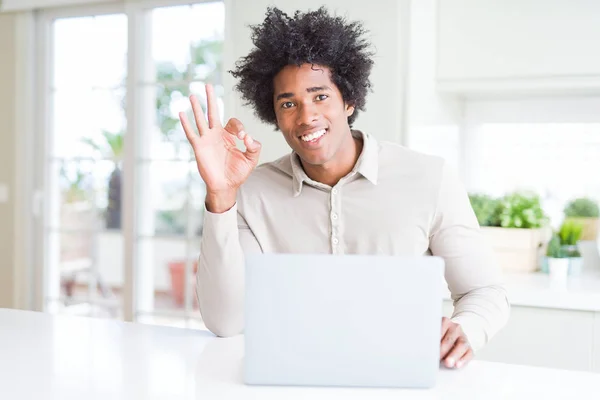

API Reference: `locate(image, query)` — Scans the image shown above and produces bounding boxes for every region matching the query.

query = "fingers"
[224,118,247,140]
[179,112,199,148]
[443,338,472,369]
[439,318,473,369]
[205,84,222,129]
[242,134,261,164]
[457,347,474,368]
[440,317,452,338]
[440,321,461,360]
[190,94,209,135]
[224,117,261,162]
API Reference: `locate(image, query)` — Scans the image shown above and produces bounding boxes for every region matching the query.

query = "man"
[179,7,509,370]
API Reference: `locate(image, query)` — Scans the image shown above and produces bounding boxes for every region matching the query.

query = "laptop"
[244,253,446,388]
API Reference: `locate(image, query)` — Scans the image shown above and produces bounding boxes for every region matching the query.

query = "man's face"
[273,64,355,166]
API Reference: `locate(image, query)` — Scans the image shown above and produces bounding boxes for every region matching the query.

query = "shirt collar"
[290,129,379,197]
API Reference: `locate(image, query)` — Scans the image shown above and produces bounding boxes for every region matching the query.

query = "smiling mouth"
[299,128,327,142]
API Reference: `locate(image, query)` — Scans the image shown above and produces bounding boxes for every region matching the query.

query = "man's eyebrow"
[306,86,331,93]
[275,92,294,101]
[275,86,332,101]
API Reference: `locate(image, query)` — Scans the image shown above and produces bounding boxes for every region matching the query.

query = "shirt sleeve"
[428,161,510,352]
[196,202,262,337]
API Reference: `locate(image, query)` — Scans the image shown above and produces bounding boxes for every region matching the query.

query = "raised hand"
[179,84,261,213]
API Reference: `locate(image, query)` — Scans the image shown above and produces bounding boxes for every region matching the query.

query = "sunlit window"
[471,123,600,224]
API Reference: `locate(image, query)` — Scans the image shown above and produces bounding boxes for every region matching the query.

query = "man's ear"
[345,103,355,117]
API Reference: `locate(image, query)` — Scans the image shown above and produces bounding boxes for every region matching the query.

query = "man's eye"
[316,94,328,101]
[281,101,294,109]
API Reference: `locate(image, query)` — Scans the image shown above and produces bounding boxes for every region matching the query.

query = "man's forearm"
[197,204,246,337]
[450,285,510,352]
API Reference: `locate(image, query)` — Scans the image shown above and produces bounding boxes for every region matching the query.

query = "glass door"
[44,12,128,318]
[134,2,225,328]
[40,1,225,328]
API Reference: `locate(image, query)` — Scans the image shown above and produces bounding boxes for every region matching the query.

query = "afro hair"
[229,7,375,128]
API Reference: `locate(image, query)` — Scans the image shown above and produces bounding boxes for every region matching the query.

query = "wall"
[223,0,410,163]
[0,11,33,310]
[437,0,600,81]
[0,13,17,308]
[404,0,464,175]
[465,97,600,124]
[406,0,462,129]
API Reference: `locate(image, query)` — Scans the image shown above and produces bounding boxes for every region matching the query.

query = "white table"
[1,309,599,400]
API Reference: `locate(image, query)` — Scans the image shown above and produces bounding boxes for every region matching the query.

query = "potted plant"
[168,257,199,308]
[469,191,550,273]
[558,220,584,276]
[563,197,599,241]
[81,130,124,230]
[162,208,203,309]
[58,165,97,297]
[546,233,570,282]
[59,165,95,261]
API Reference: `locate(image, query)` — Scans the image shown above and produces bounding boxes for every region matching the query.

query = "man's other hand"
[440,317,473,369]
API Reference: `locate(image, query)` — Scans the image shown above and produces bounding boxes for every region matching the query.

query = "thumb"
[242,133,261,164]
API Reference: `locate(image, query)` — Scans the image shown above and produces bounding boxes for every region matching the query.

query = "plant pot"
[568,257,584,276]
[578,240,600,273]
[168,260,199,308]
[481,227,548,273]
[541,256,549,274]
[60,201,97,261]
[548,258,569,282]
[565,217,599,241]
[105,166,122,230]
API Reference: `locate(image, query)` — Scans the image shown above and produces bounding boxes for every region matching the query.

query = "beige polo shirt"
[197,130,510,352]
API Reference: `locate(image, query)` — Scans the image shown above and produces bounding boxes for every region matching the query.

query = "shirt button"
[332,188,338,195]
[331,213,338,220]
[332,237,339,245]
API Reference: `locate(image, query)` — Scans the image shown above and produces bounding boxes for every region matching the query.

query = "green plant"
[546,233,568,258]
[558,220,584,246]
[156,209,186,235]
[564,197,600,218]
[468,194,500,227]
[60,165,88,203]
[496,191,547,229]
[558,220,584,258]
[155,39,223,142]
[81,130,124,163]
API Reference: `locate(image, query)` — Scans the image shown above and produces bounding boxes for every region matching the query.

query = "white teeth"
[301,129,326,142]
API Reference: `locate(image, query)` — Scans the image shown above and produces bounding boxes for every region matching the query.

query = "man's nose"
[296,102,318,126]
